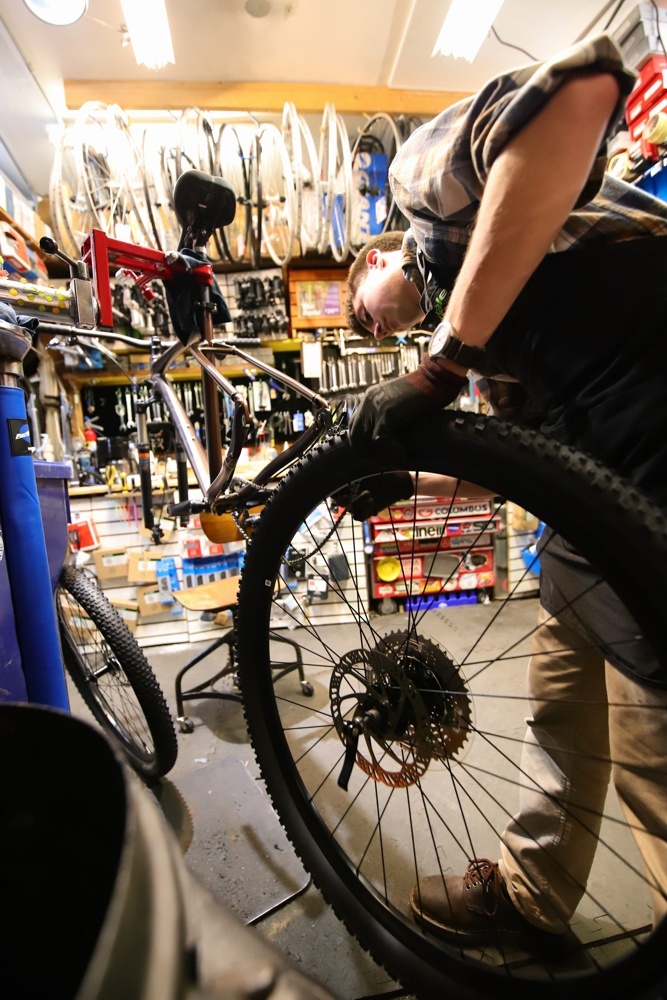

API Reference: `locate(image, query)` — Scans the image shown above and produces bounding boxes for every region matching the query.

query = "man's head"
[345,231,424,340]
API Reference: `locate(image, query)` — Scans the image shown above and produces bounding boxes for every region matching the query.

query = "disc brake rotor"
[330,647,432,788]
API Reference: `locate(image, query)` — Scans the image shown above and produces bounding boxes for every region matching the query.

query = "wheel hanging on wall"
[254,121,297,267]
[49,128,96,259]
[215,122,252,265]
[318,103,353,262]
[70,101,153,245]
[141,130,180,252]
[174,107,225,261]
[281,102,304,253]
[174,106,216,177]
[350,112,403,254]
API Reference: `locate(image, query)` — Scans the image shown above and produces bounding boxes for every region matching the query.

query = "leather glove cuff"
[405,355,468,403]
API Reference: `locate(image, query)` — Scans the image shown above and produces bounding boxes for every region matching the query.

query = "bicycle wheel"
[215,122,252,264]
[71,102,153,244]
[141,130,180,252]
[350,113,403,253]
[255,122,297,266]
[318,104,353,262]
[57,566,178,780]
[175,106,216,176]
[281,102,304,251]
[297,114,323,251]
[236,415,667,999]
[49,128,96,259]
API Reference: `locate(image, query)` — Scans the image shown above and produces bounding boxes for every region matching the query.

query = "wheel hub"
[329,632,471,788]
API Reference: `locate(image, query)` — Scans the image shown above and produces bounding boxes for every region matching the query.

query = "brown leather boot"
[410,858,560,944]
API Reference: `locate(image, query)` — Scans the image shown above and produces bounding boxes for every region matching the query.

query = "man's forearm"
[444,71,621,348]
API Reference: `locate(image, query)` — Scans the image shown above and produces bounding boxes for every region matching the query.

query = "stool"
[173,576,311,733]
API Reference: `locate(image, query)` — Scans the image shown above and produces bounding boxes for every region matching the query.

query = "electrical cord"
[649,0,667,59]
[574,0,628,41]
[603,0,630,31]
[490,25,537,62]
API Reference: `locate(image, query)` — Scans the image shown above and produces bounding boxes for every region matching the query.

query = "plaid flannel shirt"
[392,33,667,422]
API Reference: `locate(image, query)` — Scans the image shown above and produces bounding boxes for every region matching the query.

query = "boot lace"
[464,858,502,916]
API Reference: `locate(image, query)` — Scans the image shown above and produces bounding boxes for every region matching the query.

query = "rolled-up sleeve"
[391,33,636,227]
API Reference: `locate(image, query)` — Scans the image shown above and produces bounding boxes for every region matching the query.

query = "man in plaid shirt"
[346,34,667,945]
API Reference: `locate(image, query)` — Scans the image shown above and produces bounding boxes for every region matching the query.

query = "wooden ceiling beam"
[64,80,470,116]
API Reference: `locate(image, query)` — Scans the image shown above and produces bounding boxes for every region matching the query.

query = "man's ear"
[365,248,382,268]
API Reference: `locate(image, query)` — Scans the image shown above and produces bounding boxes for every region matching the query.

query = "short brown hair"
[345,231,405,336]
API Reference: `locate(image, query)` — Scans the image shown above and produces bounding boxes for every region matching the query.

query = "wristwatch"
[428,321,484,368]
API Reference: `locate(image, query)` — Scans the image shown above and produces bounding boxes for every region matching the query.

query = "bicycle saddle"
[173,170,237,246]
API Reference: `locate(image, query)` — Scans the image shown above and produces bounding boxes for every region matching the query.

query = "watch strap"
[438,337,486,368]
[429,323,486,369]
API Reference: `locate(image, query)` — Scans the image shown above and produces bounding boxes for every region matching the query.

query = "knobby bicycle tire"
[236,414,667,1000]
[57,566,178,780]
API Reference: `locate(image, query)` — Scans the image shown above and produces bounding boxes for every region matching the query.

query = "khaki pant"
[498,606,667,933]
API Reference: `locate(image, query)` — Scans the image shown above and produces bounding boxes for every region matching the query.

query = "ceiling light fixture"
[432,0,504,63]
[120,0,175,71]
[22,0,88,26]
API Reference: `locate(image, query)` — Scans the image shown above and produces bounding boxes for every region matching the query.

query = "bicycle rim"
[318,104,352,261]
[141,130,180,252]
[298,115,323,251]
[215,123,251,264]
[350,113,402,253]
[49,128,94,259]
[256,122,296,266]
[237,418,667,999]
[281,102,304,251]
[317,103,337,256]
[329,111,353,262]
[71,102,153,244]
[175,106,215,176]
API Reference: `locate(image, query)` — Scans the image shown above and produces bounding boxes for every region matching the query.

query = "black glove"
[349,358,468,467]
[332,470,413,521]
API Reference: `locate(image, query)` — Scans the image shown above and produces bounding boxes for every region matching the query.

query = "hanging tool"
[115,389,126,432]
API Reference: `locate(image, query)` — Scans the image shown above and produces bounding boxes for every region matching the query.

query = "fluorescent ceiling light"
[432,0,504,63]
[23,0,87,25]
[120,0,175,71]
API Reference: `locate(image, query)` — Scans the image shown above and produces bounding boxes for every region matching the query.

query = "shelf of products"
[364,495,502,611]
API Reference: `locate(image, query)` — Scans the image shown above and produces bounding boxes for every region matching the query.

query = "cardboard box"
[93,547,129,580]
[108,598,139,632]
[128,547,164,584]
[137,585,168,618]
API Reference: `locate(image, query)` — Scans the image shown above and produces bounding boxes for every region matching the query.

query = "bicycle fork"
[0,322,69,708]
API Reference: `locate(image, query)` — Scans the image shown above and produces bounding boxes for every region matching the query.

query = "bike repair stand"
[0,317,69,708]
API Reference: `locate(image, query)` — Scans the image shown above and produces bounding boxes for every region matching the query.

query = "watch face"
[429,322,452,356]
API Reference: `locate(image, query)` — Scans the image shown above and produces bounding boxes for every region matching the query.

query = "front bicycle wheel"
[57,566,178,780]
[236,416,667,999]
